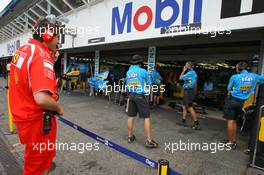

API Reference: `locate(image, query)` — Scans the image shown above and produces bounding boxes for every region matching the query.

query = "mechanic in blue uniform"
[223,62,264,150]
[179,61,201,130]
[126,54,159,148]
[151,65,162,108]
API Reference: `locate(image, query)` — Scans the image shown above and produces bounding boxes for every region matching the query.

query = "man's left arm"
[181,71,191,81]
[145,70,152,85]
[256,74,264,84]
[227,76,235,92]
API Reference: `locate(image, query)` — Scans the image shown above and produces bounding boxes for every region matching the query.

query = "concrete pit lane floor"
[0,78,263,175]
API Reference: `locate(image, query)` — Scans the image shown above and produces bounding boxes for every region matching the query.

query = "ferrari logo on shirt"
[12,53,19,64]
[12,51,26,69]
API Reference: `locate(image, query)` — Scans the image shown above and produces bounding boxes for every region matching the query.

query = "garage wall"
[0,32,30,57]
[0,0,264,57]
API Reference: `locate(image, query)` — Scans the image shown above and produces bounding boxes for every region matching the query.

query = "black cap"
[131,54,143,65]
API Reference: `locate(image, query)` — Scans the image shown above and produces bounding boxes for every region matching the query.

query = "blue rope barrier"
[56,116,181,175]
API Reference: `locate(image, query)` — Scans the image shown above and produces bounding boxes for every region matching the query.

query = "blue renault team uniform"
[181,69,197,107]
[151,69,162,84]
[228,70,264,100]
[224,70,264,120]
[181,69,197,89]
[126,65,151,95]
[126,65,151,118]
[151,69,162,96]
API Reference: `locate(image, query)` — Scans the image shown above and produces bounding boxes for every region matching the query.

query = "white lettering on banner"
[95,51,100,76]
[96,137,105,143]
[96,137,113,147]
[104,140,109,146]
[145,159,155,168]
[148,47,156,73]
[240,0,253,14]
[73,125,78,130]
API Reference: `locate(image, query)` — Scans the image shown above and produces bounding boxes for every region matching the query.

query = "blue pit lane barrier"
[56,115,181,175]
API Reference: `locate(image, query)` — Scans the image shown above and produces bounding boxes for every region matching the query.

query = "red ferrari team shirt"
[9,39,57,128]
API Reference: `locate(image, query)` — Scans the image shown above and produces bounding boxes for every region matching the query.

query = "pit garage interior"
[57,28,264,118]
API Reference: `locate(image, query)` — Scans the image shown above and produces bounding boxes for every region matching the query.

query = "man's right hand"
[183,66,188,72]
[57,103,64,116]
[180,66,188,80]
[34,91,64,116]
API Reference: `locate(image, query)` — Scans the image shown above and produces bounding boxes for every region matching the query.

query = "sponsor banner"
[61,0,264,49]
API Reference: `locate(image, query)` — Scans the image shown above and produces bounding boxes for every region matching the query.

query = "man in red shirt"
[9,17,64,175]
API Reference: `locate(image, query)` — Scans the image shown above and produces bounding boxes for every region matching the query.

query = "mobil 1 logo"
[221,0,264,19]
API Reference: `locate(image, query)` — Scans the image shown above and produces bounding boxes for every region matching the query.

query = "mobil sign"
[111,0,203,36]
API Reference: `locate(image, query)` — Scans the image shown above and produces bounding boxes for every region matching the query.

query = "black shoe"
[222,139,229,144]
[145,140,159,148]
[48,162,56,173]
[181,118,186,123]
[191,123,201,130]
[127,135,136,143]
